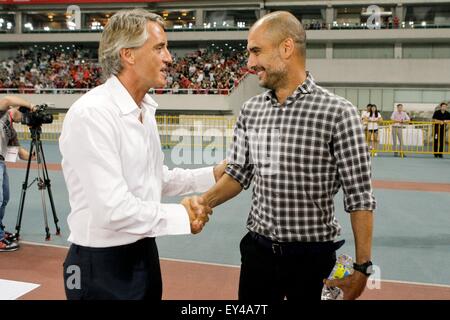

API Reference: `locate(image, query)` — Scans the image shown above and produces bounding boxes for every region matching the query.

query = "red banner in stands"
[0,0,170,4]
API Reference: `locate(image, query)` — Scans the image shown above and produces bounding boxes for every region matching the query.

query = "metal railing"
[1,86,235,96]
[14,114,238,149]
[22,26,250,33]
[156,115,236,149]
[17,117,448,157]
[0,88,91,94]
[17,23,450,33]
[0,87,231,95]
[364,120,450,157]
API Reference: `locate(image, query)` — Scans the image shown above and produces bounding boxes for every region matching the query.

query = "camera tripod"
[15,125,60,241]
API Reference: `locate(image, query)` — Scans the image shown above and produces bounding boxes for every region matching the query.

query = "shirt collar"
[263,71,316,104]
[299,71,316,94]
[105,75,159,116]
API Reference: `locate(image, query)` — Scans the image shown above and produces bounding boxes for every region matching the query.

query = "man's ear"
[119,48,135,66]
[279,38,295,59]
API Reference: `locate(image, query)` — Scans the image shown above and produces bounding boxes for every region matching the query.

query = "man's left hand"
[323,271,368,300]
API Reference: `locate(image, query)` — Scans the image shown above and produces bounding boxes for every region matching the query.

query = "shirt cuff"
[225,165,252,189]
[160,203,191,235]
[191,166,216,193]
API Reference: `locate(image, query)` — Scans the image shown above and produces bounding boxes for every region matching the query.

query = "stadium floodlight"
[24,22,33,30]
[67,21,76,30]
[90,21,102,30]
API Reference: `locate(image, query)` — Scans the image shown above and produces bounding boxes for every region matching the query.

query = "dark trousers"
[238,232,339,301]
[63,237,162,300]
[434,125,446,157]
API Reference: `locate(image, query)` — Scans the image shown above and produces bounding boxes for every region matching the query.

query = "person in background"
[0,96,36,252]
[367,104,383,156]
[390,103,410,157]
[432,102,450,158]
[361,104,372,143]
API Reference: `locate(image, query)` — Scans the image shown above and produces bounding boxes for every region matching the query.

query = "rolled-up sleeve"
[333,103,377,213]
[225,104,255,189]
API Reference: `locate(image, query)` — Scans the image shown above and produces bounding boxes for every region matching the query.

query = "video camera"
[18,104,53,127]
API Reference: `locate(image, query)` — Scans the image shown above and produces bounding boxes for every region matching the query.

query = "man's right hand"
[181,196,212,234]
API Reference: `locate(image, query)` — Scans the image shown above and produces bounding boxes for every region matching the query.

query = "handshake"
[181,196,212,234]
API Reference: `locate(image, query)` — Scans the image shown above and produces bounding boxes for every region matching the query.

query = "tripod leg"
[38,140,60,236]
[15,140,35,239]
[35,144,51,241]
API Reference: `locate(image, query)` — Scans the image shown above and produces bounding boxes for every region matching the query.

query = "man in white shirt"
[390,103,410,157]
[59,9,224,300]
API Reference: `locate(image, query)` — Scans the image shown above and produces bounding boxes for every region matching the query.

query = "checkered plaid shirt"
[225,72,376,242]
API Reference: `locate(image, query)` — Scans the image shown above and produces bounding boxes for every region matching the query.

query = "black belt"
[0,155,4,161]
[249,231,345,256]
[72,237,155,253]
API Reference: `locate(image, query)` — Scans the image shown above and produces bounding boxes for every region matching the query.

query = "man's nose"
[164,48,173,65]
[247,54,256,70]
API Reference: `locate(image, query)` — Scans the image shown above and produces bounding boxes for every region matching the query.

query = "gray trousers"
[392,126,404,152]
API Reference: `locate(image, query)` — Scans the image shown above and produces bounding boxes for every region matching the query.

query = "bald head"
[251,11,306,57]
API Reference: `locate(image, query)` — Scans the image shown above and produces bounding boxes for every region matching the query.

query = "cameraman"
[0,96,36,252]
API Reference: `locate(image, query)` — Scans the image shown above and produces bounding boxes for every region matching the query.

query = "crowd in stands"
[0,46,102,93]
[157,48,249,95]
[0,46,249,95]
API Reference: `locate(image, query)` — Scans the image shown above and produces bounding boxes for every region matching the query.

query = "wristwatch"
[353,261,374,277]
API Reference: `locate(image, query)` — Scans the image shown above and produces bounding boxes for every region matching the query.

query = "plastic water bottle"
[321,254,353,300]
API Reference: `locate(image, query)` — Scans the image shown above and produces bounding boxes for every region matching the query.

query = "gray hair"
[98,9,165,78]
[252,11,306,57]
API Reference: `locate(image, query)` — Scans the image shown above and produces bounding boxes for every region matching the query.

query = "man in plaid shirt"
[197,11,376,300]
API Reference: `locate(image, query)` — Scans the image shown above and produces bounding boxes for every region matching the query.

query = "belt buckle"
[272,243,282,255]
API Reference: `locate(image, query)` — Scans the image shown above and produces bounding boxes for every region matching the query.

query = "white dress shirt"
[367,113,382,130]
[390,110,410,126]
[59,76,215,247]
